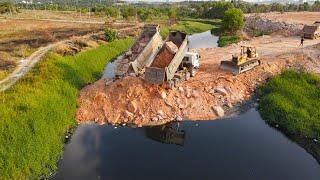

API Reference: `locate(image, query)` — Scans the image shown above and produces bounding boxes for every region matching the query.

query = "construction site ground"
[245,11,320,25]
[76,34,320,127]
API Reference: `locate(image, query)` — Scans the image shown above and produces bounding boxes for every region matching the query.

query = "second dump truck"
[144,31,200,89]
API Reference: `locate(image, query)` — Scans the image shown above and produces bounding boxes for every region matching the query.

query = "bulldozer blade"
[220,61,240,75]
[220,59,261,75]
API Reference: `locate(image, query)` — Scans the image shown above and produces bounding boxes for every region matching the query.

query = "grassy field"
[0,39,132,179]
[160,20,216,38]
[258,70,320,161]
[217,35,242,47]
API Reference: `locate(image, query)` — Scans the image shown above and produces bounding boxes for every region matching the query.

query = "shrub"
[258,70,320,139]
[222,8,244,34]
[104,28,117,42]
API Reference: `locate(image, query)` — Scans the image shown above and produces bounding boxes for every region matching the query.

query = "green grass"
[217,34,242,47]
[160,20,216,38]
[258,70,320,139]
[0,39,132,179]
[0,70,9,80]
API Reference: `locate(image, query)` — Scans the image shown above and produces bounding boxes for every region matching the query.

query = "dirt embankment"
[76,34,320,127]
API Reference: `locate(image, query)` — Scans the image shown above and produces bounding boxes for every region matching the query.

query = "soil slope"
[76,35,320,126]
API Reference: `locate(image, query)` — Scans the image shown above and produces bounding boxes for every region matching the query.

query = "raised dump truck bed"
[144,31,200,89]
[303,22,320,39]
[114,24,163,76]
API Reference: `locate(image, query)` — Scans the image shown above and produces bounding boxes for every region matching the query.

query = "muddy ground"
[76,34,320,127]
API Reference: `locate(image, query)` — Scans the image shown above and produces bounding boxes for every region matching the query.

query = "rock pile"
[245,15,303,36]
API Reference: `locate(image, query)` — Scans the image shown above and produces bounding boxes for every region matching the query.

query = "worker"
[300,36,304,47]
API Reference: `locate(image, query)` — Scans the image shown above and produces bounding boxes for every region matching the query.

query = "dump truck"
[220,46,261,75]
[114,24,163,77]
[303,22,320,39]
[144,31,200,89]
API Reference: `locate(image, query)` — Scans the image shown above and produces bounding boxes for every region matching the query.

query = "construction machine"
[144,31,200,89]
[145,123,186,146]
[303,21,320,39]
[220,46,261,75]
[114,24,163,77]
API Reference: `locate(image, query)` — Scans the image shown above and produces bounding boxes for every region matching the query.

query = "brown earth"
[246,12,320,25]
[76,35,320,127]
[0,15,141,78]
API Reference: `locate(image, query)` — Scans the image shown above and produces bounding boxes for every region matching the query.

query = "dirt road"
[0,40,69,92]
[76,35,320,126]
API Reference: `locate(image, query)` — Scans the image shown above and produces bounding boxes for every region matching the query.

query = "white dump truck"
[114,24,163,77]
[144,31,200,89]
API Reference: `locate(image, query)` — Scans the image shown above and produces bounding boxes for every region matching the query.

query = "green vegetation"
[160,20,215,38]
[218,34,243,47]
[222,8,244,33]
[0,39,132,179]
[210,8,244,47]
[104,28,117,42]
[258,70,320,139]
[16,1,320,20]
[0,1,18,14]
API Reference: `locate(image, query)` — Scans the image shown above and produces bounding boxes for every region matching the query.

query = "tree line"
[1,0,320,21]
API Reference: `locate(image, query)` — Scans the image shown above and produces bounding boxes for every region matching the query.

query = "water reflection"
[145,123,186,146]
[188,30,219,49]
[53,109,320,180]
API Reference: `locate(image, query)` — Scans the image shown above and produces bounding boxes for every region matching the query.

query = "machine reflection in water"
[145,123,186,146]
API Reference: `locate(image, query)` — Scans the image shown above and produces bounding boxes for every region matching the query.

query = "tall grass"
[0,39,132,179]
[258,70,320,139]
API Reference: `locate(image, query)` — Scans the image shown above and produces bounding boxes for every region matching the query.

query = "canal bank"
[0,39,133,179]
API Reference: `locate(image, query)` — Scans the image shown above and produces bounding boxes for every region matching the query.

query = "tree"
[104,28,117,42]
[137,8,150,22]
[222,8,244,34]
[167,8,177,21]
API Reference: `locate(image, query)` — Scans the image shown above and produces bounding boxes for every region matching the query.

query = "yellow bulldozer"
[220,45,261,74]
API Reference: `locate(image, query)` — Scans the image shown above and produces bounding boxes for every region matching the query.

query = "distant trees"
[203,2,234,19]
[222,8,244,34]
[167,8,177,21]
[0,1,17,15]
[10,0,320,22]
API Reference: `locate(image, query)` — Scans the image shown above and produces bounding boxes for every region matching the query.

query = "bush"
[258,70,320,139]
[104,28,117,42]
[222,8,244,34]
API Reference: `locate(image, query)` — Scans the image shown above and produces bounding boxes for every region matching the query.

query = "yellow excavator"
[220,46,261,74]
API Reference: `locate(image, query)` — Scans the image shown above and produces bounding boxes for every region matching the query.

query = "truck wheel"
[173,78,180,88]
[190,68,197,77]
[166,81,174,90]
[185,72,191,81]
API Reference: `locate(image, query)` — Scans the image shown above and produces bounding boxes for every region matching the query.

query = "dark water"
[188,30,218,49]
[53,109,320,180]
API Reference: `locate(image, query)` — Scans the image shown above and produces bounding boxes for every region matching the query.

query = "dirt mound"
[76,76,176,126]
[53,38,100,56]
[76,53,303,127]
[76,34,320,127]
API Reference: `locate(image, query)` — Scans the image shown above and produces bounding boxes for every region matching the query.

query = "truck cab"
[183,51,200,69]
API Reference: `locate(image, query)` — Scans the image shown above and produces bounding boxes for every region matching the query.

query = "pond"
[188,30,219,49]
[53,109,320,180]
